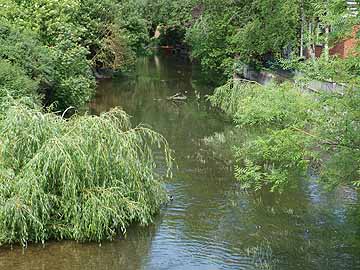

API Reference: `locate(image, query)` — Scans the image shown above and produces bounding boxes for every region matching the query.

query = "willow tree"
[0,0,176,246]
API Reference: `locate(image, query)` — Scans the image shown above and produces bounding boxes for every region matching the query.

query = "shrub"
[47,40,95,110]
[0,60,38,99]
[0,104,172,246]
[209,80,315,128]
[210,79,359,191]
[316,88,360,188]
[0,0,141,110]
[235,128,313,192]
[0,61,40,116]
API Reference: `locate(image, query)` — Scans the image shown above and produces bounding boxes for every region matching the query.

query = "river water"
[0,54,359,270]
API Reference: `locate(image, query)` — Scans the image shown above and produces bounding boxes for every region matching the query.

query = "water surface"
[1,54,359,270]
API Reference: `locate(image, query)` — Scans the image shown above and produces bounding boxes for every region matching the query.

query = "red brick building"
[306,1,359,59]
[330,25,359,58]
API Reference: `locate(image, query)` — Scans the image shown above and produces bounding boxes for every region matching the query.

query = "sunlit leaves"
[0,102,172,245]
[210,80,359,192]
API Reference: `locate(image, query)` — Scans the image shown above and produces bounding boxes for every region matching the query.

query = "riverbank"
[236,64,348,93]
[2,54,358,270]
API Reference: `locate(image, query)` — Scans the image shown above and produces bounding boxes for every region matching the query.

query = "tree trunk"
[324,25,330,61]
[308,22,316,61]
[300,0,305,58]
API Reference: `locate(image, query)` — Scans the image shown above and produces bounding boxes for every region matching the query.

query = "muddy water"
[1,54,359,270]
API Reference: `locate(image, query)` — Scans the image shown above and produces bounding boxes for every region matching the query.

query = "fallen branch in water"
[166,93,187,101]
[233,78,262,86]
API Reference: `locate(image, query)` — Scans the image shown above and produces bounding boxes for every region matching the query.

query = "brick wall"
[330,25,359,58]
[305,45,324,59]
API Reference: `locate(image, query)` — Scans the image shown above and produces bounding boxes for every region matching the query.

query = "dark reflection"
[0,225,157,270]
[2,53,359,270]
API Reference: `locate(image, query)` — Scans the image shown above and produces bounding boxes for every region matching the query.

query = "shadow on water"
[1,53,359,270]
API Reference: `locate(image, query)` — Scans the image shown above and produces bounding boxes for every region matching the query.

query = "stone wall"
[238,65,345,93]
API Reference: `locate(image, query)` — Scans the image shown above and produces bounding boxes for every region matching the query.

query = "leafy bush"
[0,60,38,99]
[185,12,235,76]
[0,0,143,110]
[183,0,302,77]
[0,61,41,117]
[115,0,151,54]
[0,2,95,110]
[210,79,359,192]
[316,88,360,188]
[0,20,53,82]
[282,55,360,85]
[47,40,95,110]
[235,128,313,192]
[209,80,315,128]
[0,104,172,246]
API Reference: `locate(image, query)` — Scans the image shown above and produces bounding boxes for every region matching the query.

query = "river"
[0,53,359,270]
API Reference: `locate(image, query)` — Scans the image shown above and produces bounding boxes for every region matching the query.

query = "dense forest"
[0,0,359,250]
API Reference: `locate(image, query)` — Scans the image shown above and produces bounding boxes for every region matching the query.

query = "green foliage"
[210,80,315,192]
[0,19,52,82]
[116,1,150,54]
[210,79,359,192]
[0,60,38,100]
[235,128,312,193]
[0,61,41,117]
[210,80,315,128]
[283,54,360,84]
[142,0,197,28]
[0,1,95,109]
[316,88,360,187]
[47,40,95,109]
[184,0,301,76]
[304,0,355,47]
[0,0,178,246]
[185,10,235,76]
[231,0,299,62]
[0,104,172,246]
[278,28,359,189]
[0,0,144,110]
[183,0,358,77]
